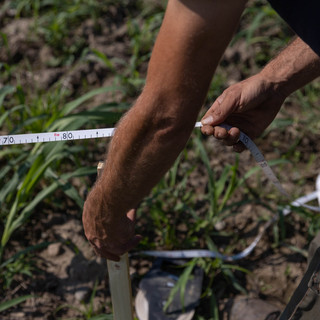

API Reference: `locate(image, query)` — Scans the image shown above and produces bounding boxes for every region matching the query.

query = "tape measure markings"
[0,128,115,145]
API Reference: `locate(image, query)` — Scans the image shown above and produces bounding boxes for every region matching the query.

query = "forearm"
[260,37,320,97]
[98,0,247,216]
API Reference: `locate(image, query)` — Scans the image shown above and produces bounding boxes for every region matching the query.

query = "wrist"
[258,37,320,99]
[97,175,136,219]
[92,181,121,219]
[258,67,291,100]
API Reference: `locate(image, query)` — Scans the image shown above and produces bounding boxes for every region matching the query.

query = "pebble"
[75,288,90,302]
[9,312,25,318]
[47,243,62,257]
[214,220,226,231]
[229,297,279,320]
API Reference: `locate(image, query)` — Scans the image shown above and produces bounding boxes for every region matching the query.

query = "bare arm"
[83,0,247,260]
[201,37,320,150]
[261,37,320,96]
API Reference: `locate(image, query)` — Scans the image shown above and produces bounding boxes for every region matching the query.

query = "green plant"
[55,281,113,320]
[0,242,50,289]
[0,295,34,313]
[137,151,197,250]
[163,257,249,319]
[8,0,109,66]
[164,259,198,313]
[0,84,129,262]
[193,136,247,231]
[0,253,35,289]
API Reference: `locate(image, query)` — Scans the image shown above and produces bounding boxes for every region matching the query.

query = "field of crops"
[1,0,320,319]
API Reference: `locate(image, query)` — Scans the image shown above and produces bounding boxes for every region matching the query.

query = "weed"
[0,253,35,289]
[0,295,34,313]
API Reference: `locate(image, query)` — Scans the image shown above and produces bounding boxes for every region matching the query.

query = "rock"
[229,297,280,320]
[214,220,226,231]
[75,287,90,302]
[9,312,25,318]
[47,243,63,257]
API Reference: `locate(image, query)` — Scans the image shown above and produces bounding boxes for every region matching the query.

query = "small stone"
[9,312,25,318]
[47,243,62,257]
[229,297,279,320]
[75,288,90,302]
[215,221,226,231]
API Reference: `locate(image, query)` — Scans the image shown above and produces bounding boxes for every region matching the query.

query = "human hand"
[82,183,142,261]
[201,73,286,152]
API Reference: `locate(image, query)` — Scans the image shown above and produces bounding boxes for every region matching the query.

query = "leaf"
[0,104,24,128]
[215,165,231,199]
[60,86,121,117]
[0,85,15,108]
[6,165,96,239]
[0,242,51,270]
[194,136,217,218]
[218,163,238,212]
[0,295,33,312]
[9,114,48,135]
[91,49,115,72]
[164,260,197,313]
[222,267,247,295]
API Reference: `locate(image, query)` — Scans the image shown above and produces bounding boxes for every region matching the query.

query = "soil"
[1,1,320,320]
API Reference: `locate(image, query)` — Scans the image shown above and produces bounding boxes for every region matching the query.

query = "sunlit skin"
[82,0,320,261]
[201,37,320,152]
[83,0,247,261]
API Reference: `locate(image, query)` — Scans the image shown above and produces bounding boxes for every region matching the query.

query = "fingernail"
[202,115,213,125]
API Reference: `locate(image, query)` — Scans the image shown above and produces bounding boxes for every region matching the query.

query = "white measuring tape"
[2,122,319,261]
[0,127,115,145]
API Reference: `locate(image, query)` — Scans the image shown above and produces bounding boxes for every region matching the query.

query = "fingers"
[83,203,142,261]
[201,86,241,126]
[202,124,243,149]
[212,126,240,145]
[200,89,245,151]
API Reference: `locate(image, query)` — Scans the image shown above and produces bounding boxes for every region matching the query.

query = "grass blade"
[0,295,33,312]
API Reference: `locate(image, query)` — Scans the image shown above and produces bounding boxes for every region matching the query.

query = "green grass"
[0,84,129,262]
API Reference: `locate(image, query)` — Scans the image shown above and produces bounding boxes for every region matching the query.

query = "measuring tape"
[0,127,116,145]
[138,188,320,261]
[2,122,319,261]
[0,122,296,199]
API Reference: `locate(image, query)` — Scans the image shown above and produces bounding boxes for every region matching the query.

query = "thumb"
[200,94,230,136]
[201,95,227,127]
[202,88,240,127]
